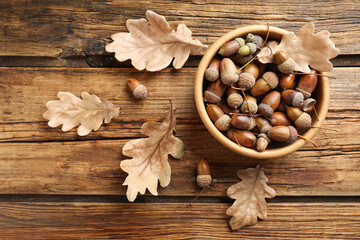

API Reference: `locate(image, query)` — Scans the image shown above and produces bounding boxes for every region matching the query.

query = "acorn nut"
[204,78,227,103]
[268,126,298,144]
[241,95,258,115]
[255,117,272,133]
[218,38,245,57]
[281,89,304,107]
[197,159,212,188]
[273,51,295,74]
[220,58,239,85]
[250,71,279,97]
[279,73,296,90]
[206,104,231,131]
[296,69,318,98]
[127,78,148,100]
[270,112,292,126]
[286,106,312,130]
[256,133,270,152]
[205,57,221,82]
[231,115,256,130]
[227,129,256,148]
[227,88,243,109]
[258,91,281,118]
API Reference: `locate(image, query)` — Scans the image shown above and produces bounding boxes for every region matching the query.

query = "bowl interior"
[194,25,330,159]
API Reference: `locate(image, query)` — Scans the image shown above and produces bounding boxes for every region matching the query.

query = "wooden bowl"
[194,25,330,159]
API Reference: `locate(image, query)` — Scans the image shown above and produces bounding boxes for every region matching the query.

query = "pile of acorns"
[203,33,318,152]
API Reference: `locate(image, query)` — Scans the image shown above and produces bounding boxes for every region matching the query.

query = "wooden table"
[1,1,360,239]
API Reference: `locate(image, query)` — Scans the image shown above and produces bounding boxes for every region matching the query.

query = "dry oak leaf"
[226,165,276,230]
[43,92,120,136]
[260,23,340,73]
[105,10,208,71]
[121,104,184,202]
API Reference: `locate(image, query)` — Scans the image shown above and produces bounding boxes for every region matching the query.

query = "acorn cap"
[246,42,257,55]
[238,72,255,90]
[258,103,274,118]
[292,91,304,106]
[133,85,148,100]
[252,35,264,48]
[235,37,246,47]
[215,114,231,131]
[302,98,316,112]
[286,126,298,144]
[278,57,295,74]
[262,72,279,89]
[227,93,243,109]
[197,175,212,188]
[294,112,312,130]
[205,68,219,82]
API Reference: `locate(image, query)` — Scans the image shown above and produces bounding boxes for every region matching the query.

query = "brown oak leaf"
[43,92,120,136]
[259,23,340,73]
[120,104,184,202]
[226,165,276,230]
[105,10,208,72]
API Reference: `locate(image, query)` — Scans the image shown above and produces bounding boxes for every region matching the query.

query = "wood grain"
[0,202,359,239]
[0,67,359,196]
[0,0,359,58]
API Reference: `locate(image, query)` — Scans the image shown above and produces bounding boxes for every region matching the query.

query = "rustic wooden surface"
[0,0,360,239]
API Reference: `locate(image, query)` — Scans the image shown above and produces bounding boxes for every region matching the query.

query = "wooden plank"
[0,67,359,196]
[0,67,359,141]
[0,202,359,239]
[0,138,359,196]
[0,0,359,57]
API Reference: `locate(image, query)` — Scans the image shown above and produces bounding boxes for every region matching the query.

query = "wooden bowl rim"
[194,25,330,159]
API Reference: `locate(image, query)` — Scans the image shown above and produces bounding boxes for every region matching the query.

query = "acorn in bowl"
[194,24,339,159]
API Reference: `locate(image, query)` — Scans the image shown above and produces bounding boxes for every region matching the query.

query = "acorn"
[300,98,317,112]
[249,71,279,97]
[205,57,221,82]
[196,159,212,188]
[240,95,258,114]
[243,62,260,79]
[281,89,304,107]
[206,104,231,131]
[279,73,296,90]
[219,101,240,115]
[296,69,318,98]
[270,112,292,126]
[204,78,227,103]
[255,116,272,133]
[286,106,312,130]
[231,115,256,130]
[227,129,256,148]
[268,126,298,144]
[227,88,243,109]
[257,61,267,77]
[231,54,254,66]
[273,51,295,74]
[218,38,245,57]
[256,133,270,152]
[220,58,239,85]
[258,91,281,118]
[127,78,148,100]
